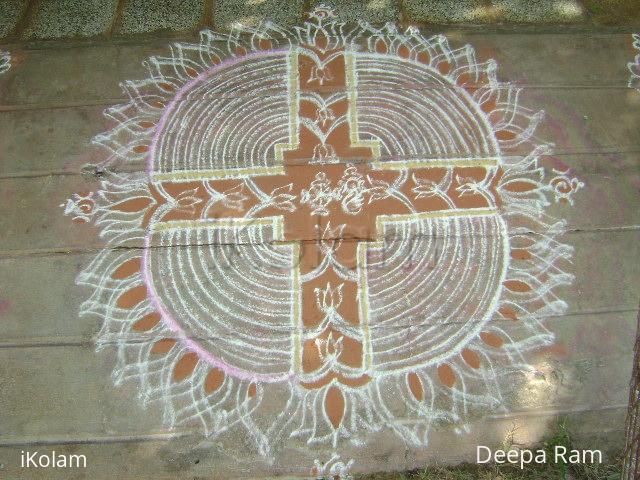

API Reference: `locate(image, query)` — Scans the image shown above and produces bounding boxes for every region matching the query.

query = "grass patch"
[582,0,640,25]
[357,420,622,480]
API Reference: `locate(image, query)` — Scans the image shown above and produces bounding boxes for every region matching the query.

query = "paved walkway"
[0,3,639,480]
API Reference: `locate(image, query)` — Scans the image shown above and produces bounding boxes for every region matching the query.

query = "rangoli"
[63,7,583,461]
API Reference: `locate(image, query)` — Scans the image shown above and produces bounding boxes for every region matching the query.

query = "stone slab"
[0,173,104,254]
[0,162,638,254]
[0,405,627,478]
[2,87,639,166]
[0,105,108,177]
[0,156,638,254]
[0,229,638,344]
[479,32,632,87]
[0,33,634,110]
[1,89,638,177]
[0,334,635,442]
[0,43,169,108]
[5,323,636,421]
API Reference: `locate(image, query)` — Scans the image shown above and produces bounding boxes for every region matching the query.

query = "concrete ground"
[0,1,639,480]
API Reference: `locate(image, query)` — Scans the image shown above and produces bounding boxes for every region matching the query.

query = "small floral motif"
[313,143,339,163]
[301,172,335,215]
[315,106,336,128]
[315,282,344,313]
[60,192,95,223]
[456,174,489,196]
[412,169,455,207]
[210,182,250,211]
[314,332,344,364]
[336,165,368,215]
[267,184,297,212]
[549,169,584,205]
[311,454,354,480]
[455,173,494,205]
[301,166,391,216]
[171,187,202,214]
[309,65,334,85]
[367,177,391,203]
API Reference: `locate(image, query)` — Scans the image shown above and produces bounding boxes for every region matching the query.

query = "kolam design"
[63,7,583,458]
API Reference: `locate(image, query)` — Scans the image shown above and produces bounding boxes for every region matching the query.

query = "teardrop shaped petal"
[437,364,456,388]
[503,280,532,292]
[112,257,141,279]
[480,332,504,348]
[132,312,161,331]
[173,352,198,381]
[204,368,225,394]
[461,348,481,369]
[150,338,176,354]
[325,386,345,429]
[116,285,147,309]
[407,372,424,401]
